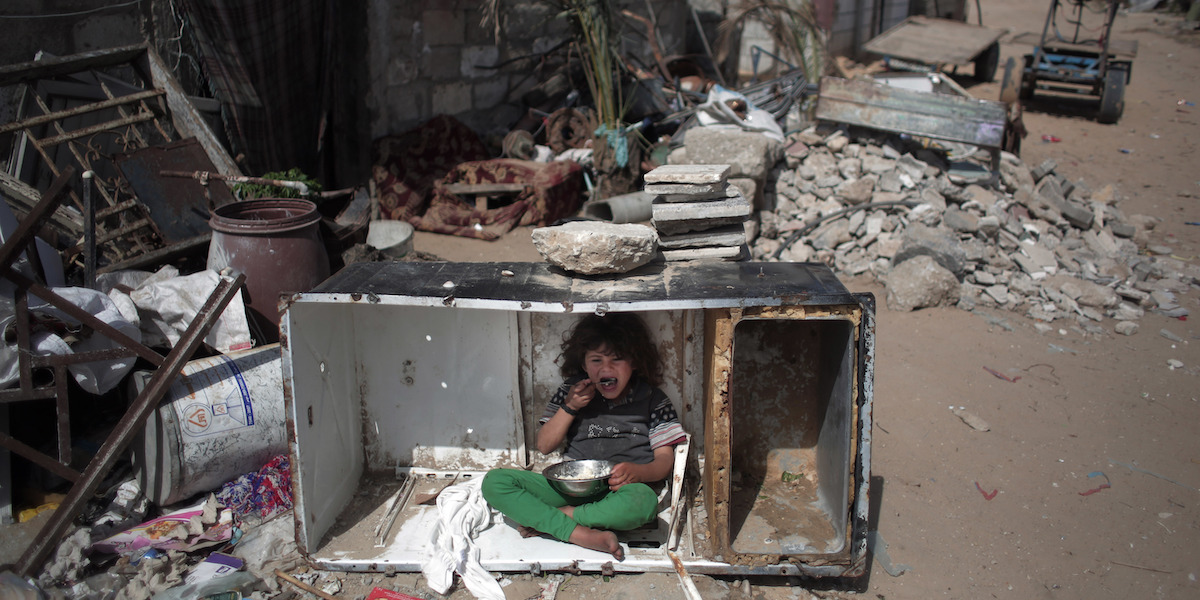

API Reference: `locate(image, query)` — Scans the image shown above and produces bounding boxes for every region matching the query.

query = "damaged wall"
[363,0,691,150]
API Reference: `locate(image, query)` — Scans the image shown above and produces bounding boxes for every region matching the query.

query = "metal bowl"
[543,459,615,497]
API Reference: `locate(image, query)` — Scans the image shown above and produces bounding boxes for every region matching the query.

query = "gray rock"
[531,222,658,275]
[943,207,979,233]
[892,224,968,279]
[836,177,876,205]
[682,127,783,180]
[1031,158,1058,181]
[837,157,862,179]
[811,219,853,250]
[661,244,746,261]
[657,224,747,249]
[645,181,725,195]
[1115,321,1139,336]
[886,255,961,311]
[896,154,927,181]
[1109,221,1136,238]
[878,170,903,193]
[861,154,896,174]
[644,164,731,184]
[1045,274,1119,308]
[964,184,998,209]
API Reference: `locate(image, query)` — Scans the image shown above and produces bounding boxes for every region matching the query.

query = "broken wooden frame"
[0,43,241,271]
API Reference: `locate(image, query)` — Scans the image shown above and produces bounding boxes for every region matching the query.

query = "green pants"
[481,468,659,542]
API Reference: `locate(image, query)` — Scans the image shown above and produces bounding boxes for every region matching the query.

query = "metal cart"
[1004,0,1137,124]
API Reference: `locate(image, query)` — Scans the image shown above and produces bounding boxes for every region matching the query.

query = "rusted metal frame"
[0,347,139,404]
[26,92,110,213]
[0,167,75,271]
[36,111,157,149]
[54,365,70,465]
[0,89,165,135]
[100,80,173,144]
[15,272,245,577]
[3,269,165,367]
[98,81,148,147]
[95,198,140,219]
[0,432,80,483]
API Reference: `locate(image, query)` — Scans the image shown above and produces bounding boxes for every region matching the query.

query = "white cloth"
[420,477,504,600]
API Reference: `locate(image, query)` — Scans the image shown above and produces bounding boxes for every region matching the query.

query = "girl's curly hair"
[559,313,663,387]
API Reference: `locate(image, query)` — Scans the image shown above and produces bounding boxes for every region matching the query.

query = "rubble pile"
[746,126,1196,335]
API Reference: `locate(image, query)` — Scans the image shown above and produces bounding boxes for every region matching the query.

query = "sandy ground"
[5,2,1198,599]
[395,2,1200,599]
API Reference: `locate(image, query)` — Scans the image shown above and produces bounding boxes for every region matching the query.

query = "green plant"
[233,168,322,200]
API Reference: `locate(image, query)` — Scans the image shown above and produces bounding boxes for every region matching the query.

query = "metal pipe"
[83,170,97,289]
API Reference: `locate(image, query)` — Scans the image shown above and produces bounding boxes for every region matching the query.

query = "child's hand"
[565,379,595,413]
[608,462,642,490]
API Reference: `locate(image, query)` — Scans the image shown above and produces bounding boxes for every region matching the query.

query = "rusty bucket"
[208,198,329,342]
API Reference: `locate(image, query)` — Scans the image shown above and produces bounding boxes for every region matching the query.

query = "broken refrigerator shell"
[281,261,874,577]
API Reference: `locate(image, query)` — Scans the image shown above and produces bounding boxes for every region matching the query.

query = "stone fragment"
[1114,321,1138,336]
[896,154,926,181]
[1045,274,1119,308]
[652,195,752,235]
[952,407,990,432]
[964,184,998,209]
[1030,158,1058,181]
[824,131,849,153]
[811,219,853,250]
[644,163,731,184]
[531,222,658,275]
[657,224,747,249]
[861,154,896,174]
[885,255,961,311]
[943,207,979,233]
[892,224,968,278]
[645,181,725,195]
[836,177,875,205]
[837,157,862,179]
[661,245,745,261]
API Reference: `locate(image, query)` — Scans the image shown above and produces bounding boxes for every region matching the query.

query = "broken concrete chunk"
[645,181,725,195]
[681,127,783,180]
[886,255,961,311]
[1045,274,1119,308]
[1114,321,1139,335]
[835,177,876,205]
[1030,158,1058,181]
[657,224,747,249]
[892,224,968,279]
[644,164,731,185]
[952,407,991,432]
[661,245,746,261]
[531,222,658,275]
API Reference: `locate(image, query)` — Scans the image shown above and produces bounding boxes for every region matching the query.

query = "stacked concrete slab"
[645,164,751,261]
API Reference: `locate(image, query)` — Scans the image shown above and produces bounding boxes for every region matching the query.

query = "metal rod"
[0,89,164,135]
[0,432,80,483]
[83,171,97,289]
[3,268,165,367]
[16,273,245,577]
[0,167,75,274]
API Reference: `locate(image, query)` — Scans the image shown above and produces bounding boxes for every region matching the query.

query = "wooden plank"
[144,46,243,177]
[815,76,1006,148]
[863,16,1006,66]
[36,111,156,147]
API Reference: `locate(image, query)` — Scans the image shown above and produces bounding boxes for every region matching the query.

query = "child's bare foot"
[517,525,541,538]
[568,526,624,561]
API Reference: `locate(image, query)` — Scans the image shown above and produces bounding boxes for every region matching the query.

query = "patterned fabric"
[217,454,293,519]
[373,116,585,240]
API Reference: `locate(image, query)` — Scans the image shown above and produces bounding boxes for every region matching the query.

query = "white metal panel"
[284,303,364,554]
[356,305,524,471]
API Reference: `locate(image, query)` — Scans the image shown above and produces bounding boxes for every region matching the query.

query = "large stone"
[683,126,783,180]
[886,255,961,311]
[892,224,968,279]
[531,222,658,275]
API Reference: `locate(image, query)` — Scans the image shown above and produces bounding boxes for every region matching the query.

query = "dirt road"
[401,2,1200,599]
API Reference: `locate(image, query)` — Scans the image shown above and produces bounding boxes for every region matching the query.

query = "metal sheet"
[816,76,1006,148]
[115,138,236,244]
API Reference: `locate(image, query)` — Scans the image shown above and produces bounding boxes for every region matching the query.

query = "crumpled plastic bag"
[0,286,140,394]
[101,266,253,354]
[696,84,785,142]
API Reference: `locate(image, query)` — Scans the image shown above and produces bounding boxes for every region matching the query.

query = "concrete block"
[644,164,731,184]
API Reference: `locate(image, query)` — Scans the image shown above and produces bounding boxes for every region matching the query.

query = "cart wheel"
[1098,65,1128,124]
[999,57,1020,104]
[1018,55,1036,101]
[974,42,1000,83]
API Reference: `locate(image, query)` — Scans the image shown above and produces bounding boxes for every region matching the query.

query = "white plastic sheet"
[696,84,785,142]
